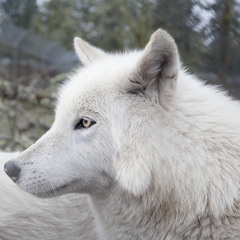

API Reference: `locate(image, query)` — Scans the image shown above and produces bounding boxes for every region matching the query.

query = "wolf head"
[4,29,179,198]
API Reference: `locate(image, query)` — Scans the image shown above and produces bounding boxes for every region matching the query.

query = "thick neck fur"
[91,185,240,240]
[91,70,240,239]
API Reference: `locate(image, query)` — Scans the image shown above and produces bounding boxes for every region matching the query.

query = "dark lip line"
[36,180,78,197]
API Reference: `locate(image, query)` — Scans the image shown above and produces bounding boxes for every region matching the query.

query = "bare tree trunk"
[217,0,232,88]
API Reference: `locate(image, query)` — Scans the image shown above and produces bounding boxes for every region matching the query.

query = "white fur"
[0,152,97,240]
[4,29,240,239]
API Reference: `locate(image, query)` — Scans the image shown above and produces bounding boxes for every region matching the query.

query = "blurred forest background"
[0,0,240,151]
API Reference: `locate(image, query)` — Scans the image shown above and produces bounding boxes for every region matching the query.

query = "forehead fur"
[56,50,141,114]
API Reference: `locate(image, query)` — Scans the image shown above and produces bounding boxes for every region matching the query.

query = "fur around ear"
[74,37,107,65]
[130,29,180,102]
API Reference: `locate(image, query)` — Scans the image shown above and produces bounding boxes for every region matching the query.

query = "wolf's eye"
[74,117,96,130]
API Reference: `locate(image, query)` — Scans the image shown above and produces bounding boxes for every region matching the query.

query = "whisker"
[48,180,58,199]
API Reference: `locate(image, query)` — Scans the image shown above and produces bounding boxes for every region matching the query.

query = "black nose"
[4,161,21,182]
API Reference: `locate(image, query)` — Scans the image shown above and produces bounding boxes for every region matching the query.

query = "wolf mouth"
[36,180,79,198]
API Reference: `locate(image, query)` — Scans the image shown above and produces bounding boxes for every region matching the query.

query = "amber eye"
[74,117,96,130]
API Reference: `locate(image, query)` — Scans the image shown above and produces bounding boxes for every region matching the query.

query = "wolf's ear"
[74,37,107,65]
[130,29,179,102]
[115,133,152,196]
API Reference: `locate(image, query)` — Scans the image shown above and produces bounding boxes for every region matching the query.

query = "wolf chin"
[4,29,240,239]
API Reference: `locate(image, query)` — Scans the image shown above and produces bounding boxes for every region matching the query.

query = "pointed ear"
[129,29,179,102]
[74,37,107,66]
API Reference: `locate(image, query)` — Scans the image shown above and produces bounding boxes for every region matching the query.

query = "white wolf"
[4,29,240,239]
